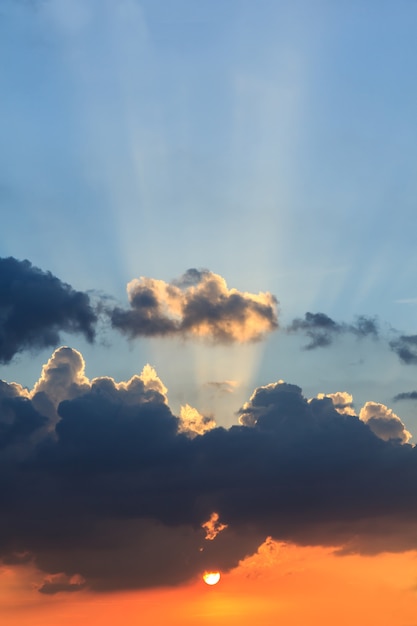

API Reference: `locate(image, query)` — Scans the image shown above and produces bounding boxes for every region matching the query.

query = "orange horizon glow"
[2,541,417,625]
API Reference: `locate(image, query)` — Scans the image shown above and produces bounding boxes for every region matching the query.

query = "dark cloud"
[389,335,417,365]
[1,350,417,593]
[0,380,47,451]
[111,269,278,343]
[0,257,97,363]
[393,391,417,402]
[287,312,378,350]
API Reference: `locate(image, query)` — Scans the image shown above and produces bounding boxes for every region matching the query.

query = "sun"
[203,571,221,585]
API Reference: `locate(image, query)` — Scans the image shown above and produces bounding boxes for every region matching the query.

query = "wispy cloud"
[287,312,378,350]
[393,391,417,402]
[389,335,417,365]
[205,380,239,394]
[395,298,417,304]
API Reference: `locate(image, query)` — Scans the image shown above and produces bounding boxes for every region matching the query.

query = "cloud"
[30,346,90,424]
[287,312,378,350]
[389,334,417,365]
[393,391,417,402]
[178,404,216,437]
[314,393,412,443]
[0,380,46,451]
[38,573,86,595]
[0,257,97,363]
[111,269,278,343]
[359,401,412,444]
[205,380,239,394]
[202,512,228,540]
[315,391,356,416]
[2,350,417,592]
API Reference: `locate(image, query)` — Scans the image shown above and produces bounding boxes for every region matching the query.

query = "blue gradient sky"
[1,0,417,430]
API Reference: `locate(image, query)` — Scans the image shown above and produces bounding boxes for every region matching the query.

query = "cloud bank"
[1,348,417,594]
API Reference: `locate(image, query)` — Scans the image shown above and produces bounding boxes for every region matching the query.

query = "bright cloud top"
[316,391,356,416]
[359,401,412,444]
[111,268,279,343]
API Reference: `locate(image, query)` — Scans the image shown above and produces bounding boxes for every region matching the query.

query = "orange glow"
[2,544,417,625]
[203,571,221,585]
[201,512,228,540]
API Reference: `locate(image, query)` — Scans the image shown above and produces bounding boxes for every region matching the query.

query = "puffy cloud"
[28,347,168,426]
[238,380,303,426]
[313,394,412,444]
[30,347,90,423]
[138,363,168,401]
[32,346,90,406]
[315,391,356,416]
[0,257,97,363]
[0,380,46,452]
[359,401,412,444]
[178,404,216,437]
[111,269,278,343]
[1,351,417,593]
[287,312,378,350]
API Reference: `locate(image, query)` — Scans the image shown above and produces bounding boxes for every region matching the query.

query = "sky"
[2,0,417,624]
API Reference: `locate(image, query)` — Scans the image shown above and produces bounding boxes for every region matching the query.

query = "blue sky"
[1,0,417,430]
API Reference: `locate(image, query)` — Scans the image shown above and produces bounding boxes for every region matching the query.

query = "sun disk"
[203,571,221,585]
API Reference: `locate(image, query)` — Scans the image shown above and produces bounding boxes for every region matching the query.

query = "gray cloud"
[393,391,417,402]
[0,257,97,363]
[389,335,417,365]
[111,269,279,344]
[1,350,417,593]
[287,312,378,350]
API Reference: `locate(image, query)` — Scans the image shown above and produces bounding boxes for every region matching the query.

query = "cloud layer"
[1,348,417,593]
[3,256,416,370]
[2,257,417,594]
[111,269,279,343]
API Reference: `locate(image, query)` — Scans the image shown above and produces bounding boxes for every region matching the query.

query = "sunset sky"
[2,1,417,624]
